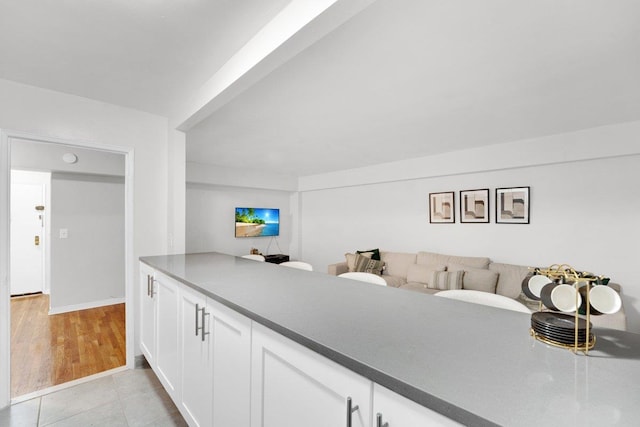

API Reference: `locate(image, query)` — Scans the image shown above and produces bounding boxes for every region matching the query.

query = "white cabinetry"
[208,297,251,427]
[139,263,156,366]
[178,282,253,427]
[179,285,211,426]
[141,263,253,427]
[372,384,462,427]
[251,323,371,427]
[155,272,180,399]
[141,262,459,427]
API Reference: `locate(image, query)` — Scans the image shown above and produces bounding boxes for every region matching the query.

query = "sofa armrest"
[328,262,348,276]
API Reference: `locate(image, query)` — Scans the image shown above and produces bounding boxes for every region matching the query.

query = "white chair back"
[280,261,313,271]
[435,289,530,313]
[241,254,266,262]
[338,272,387,286]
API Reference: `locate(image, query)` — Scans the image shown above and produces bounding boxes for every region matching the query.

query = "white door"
[140,263,157,367]
[251,323,371,427]
[10,179,45,295]
[155,273,180,399]
[209,297,251,427]
[373,384,462,427]
[179,285,212,427]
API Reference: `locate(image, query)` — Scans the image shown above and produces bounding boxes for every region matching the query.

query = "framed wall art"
[460,189,489,223]
[496,186,530,224]
[429,191,455,223]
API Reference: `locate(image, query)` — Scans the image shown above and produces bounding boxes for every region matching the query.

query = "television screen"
[235,207,280,237]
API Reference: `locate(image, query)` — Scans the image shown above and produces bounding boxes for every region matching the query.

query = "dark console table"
[264,254,289,264]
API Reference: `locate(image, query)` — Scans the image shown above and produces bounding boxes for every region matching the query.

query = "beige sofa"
[328,250,627,331]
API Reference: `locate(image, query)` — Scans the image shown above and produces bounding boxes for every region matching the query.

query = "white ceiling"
[0,0,290,117]
[2,0,639,178]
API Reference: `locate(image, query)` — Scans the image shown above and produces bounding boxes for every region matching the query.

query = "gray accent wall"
[50,172,125,312]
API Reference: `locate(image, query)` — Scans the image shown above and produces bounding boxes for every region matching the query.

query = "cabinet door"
[372,384,462,427]
[155,273,180,398]
[209,298,251,427]
[139,263,156,366]
[251,323,371,427]
[179,286,212,427]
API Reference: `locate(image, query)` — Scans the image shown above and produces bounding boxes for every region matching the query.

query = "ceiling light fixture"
[62,153,78,164]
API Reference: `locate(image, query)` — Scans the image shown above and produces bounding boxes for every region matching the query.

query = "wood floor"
[10,294,126,397]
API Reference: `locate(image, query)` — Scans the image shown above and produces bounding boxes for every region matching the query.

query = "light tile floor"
[0,364,187,426]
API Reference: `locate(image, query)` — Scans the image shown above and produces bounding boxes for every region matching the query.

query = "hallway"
[11,294,126,397]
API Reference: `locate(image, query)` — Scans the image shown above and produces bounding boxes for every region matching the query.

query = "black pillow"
[357,248,381,261]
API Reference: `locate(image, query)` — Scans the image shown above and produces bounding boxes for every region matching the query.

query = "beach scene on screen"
[235,208,280,237]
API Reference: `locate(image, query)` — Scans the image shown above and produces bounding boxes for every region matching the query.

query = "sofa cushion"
[416,251,490,269]
[429,270,464,290]
[401,282,441,295]
[489,262,531,299]
[357,248,381,261]
[448,263,499,293]
[380,251,417,279]
[350,253,385,275]
[383,275,407,288]
[406,264,446,285]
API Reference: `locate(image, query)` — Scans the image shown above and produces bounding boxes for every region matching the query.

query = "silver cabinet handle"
[195,303,202,336]
[146,275,156,297]
[150,278,156,297]
[201,309,210,342]
[376,413,388,427]
[346,397,359,427]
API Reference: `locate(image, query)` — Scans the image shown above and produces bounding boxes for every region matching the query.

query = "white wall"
[167,130,186,254]
[11,139,125,177]
[187,161,297,191]
[186,183,293,257]
[0,78,182,375]
[49,173,125,313]
[299,123,640,333]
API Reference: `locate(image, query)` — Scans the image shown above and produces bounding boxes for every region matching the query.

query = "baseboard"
[11,365,128,404]
[48,297,125,315]
[134,354,150,369]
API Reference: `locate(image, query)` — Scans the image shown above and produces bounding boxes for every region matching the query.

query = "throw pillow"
[357,248,381,261]
[351,253,385,275]
[428,270,464,290]
[448,263,499,293]
[345,252,372,271]
[406,264,446,285]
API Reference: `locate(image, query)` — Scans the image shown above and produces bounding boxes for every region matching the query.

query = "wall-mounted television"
[235,207,280,238]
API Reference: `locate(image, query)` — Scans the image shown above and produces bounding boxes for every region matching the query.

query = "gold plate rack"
[528,264,604,355]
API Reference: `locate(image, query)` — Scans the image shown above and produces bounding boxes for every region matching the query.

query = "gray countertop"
[140,252,640,426]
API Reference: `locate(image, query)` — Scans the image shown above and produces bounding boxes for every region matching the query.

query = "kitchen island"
[140,252,640,426]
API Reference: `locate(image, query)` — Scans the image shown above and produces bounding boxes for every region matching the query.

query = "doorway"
[0,131,134,405]
[9,170,49,296]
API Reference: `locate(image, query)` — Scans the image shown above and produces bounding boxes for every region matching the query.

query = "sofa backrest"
[416,251,490,270]
[380,251,416,278]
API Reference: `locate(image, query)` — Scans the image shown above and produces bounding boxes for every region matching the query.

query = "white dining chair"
[280,261,313,271]
[435,289,531,313]
[338,272,387,286]
[241,254,266,262]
